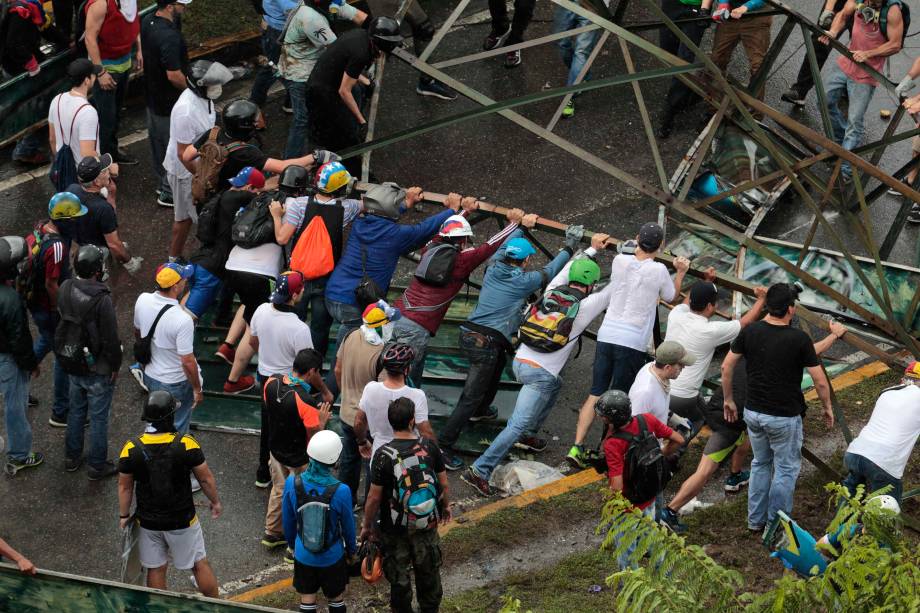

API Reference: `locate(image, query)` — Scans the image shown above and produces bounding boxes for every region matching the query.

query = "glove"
[330,0,357,20]
[311,149,341,166]
[696,6,711,26]
[123,256,144,275]
[712,2,731,22]
[818,9,835,30]
[564,224,585,251]
[896,76,916,98]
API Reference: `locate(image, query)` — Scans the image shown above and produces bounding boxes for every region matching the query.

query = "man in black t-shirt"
[305,17,402,176]
[721,283,845,533]
[117,391,222,596]
[361,397,451,613]
[141,0,191,207]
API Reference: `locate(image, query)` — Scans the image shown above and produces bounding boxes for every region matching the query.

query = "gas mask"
[855,2,882,25]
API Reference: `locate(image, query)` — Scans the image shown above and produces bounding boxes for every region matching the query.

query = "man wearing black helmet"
[56,245,122,479]
[0,236,43,475]
[118,390,222,596]
[304,16,402,175]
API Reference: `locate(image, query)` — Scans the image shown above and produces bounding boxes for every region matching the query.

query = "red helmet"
[361,541,383,584]
[381,343,415,373]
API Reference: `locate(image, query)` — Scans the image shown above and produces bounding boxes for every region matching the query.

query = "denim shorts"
[184,264,223,318]
[590,341,649,396]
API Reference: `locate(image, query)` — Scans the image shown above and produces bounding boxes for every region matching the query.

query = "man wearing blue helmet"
[439,216,584,470]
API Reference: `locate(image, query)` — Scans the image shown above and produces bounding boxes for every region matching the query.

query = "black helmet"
[142,390,178,424]
[74,245,105,279]
[223,99,259,140]
[369,16,403,54]
[0,236,27,279]
[380,343,415,373]
[595,390,632,428]
[279,165,309,194]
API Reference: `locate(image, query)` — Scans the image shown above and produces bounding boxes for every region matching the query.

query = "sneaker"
[283,547,295,564]
[416,78,458,101]
[658,506,688,534]
[281,102,293,114]
[566,445,588,469]
[191,475,201,493]
[5,452,44,475]
[113,149,139,165]
[468,406,498,422]
[12,151,49,165]
[255,470,272,488]
[64,457,83,472]
[156,191,174,208]
[261,534,287,549]
[224,375,255,394]
[48,414,67,428]
[129,363,148,392]
[28,395,38,407]
[442,449,465,471]
[461,467,493,497]
[514,436,547,453]
[214,342,236,365]
[908,203,920,224]
[483,24,511,50]
[561,99,575,118]
[887,178,911,195]
[724,470,750,492]
[780,88,807,107]
[504,50,522,69]
[87,461,118,480]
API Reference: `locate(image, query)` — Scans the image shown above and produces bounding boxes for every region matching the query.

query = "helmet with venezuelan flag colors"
[315,161,351,194]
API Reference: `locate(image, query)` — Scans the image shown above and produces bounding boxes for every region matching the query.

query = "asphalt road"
[0,0,914,598]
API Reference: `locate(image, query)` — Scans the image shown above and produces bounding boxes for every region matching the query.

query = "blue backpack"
[379,439,441,531]
[294,476,341,553]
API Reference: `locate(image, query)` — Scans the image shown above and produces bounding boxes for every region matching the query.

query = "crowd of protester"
[1,0,920,611]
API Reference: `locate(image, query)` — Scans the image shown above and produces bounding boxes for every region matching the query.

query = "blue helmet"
[504,237,536,260]
[48,191,88,220]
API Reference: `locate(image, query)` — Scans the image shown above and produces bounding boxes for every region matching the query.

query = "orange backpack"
[289,202,335,280]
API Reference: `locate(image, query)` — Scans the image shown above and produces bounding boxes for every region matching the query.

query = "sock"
[299,604,317,613]
[328,601,346,613]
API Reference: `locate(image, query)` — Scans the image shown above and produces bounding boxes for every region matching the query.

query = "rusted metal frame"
[801,23,835,140]
[904,285,920,333]
[796,159,842,269]
[546,32,612,132]
[432,25,600,69]
[623,9,785,33]
[849,105,908,200]
[747,16,797,100]
[417,0,472,62]
[678,97,731,202]
[639,0,916,350]
[797,316,853,443]
[614,36,669,190]
[852,171,896,317]
[863,153,920,213]
[880,196,920,262]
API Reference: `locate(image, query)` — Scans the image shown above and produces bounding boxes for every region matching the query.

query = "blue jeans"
[146,110,172,196]
[338,421,371,504]
[825,62,877,178]
[30,309,70,418]
[324,298,363,399]
[66,374,114,467]
[590,342,648,396]
[842,451,903,503]
[389,317,430,387]
[92,70,130,156]
[282,79,309,159]
[553,7,600,87]
[185,264,224,318]
[473,360,561,480]
[295,279,334,360]
[745,409,803,529]
[250,26,282,107]
[0,354,32,461]
[143,375,194,434]
[614,503,656,569]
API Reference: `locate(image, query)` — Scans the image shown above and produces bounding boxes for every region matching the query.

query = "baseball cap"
[655,340,696,366]
[270,271,305,304]
[504,237,536,260]
[77,153,114,183]
[766,283,798,313]
[638,222,664,252]
[904,360,920,381]
[228,166,266,189]
[689,281,718,311]
[155,262,193,290]
[67,58,104,80]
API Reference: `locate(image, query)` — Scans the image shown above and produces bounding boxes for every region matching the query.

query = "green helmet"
[569,258,600,286]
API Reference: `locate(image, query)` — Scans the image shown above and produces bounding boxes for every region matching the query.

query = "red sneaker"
[224,375,255,394]
[215,342,236,365]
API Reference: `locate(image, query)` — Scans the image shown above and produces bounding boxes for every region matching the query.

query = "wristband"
[120,514,130,518]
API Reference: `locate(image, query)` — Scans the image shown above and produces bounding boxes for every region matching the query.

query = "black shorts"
[224,270,272,324]
[293,554,348,598]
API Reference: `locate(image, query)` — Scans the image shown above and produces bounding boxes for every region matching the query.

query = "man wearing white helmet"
[282,429,356,613]
[391,195,524,385]
[842,361,920,504]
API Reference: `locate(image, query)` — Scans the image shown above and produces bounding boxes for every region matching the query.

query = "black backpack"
[610,415,674,505]
[49,94,91,192]
[195,192,223,246]
[231,191,276,249]
[53,290,103,376]
[134,435,186,502]
[413,243,459,287]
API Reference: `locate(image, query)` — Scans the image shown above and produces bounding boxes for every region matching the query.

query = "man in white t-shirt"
[568,222,690,468]
[164,60,234,260]
[133,263,203,434]
[48,59,102,190]
[353,343,436,459]
[628,341,695,426]
[843,362,920,504]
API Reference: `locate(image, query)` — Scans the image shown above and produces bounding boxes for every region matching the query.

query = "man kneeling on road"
[118,391,222,596]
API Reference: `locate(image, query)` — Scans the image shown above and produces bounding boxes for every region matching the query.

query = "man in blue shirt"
[438,222,584,470]
[250,0,298,116]
[282,429,356,613]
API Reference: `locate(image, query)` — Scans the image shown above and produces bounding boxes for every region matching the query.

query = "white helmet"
[307,430,343,465]
[867,494,901,515]
[439,214,473,238]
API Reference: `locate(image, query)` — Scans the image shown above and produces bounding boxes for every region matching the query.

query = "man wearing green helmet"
[462,232,612,496]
